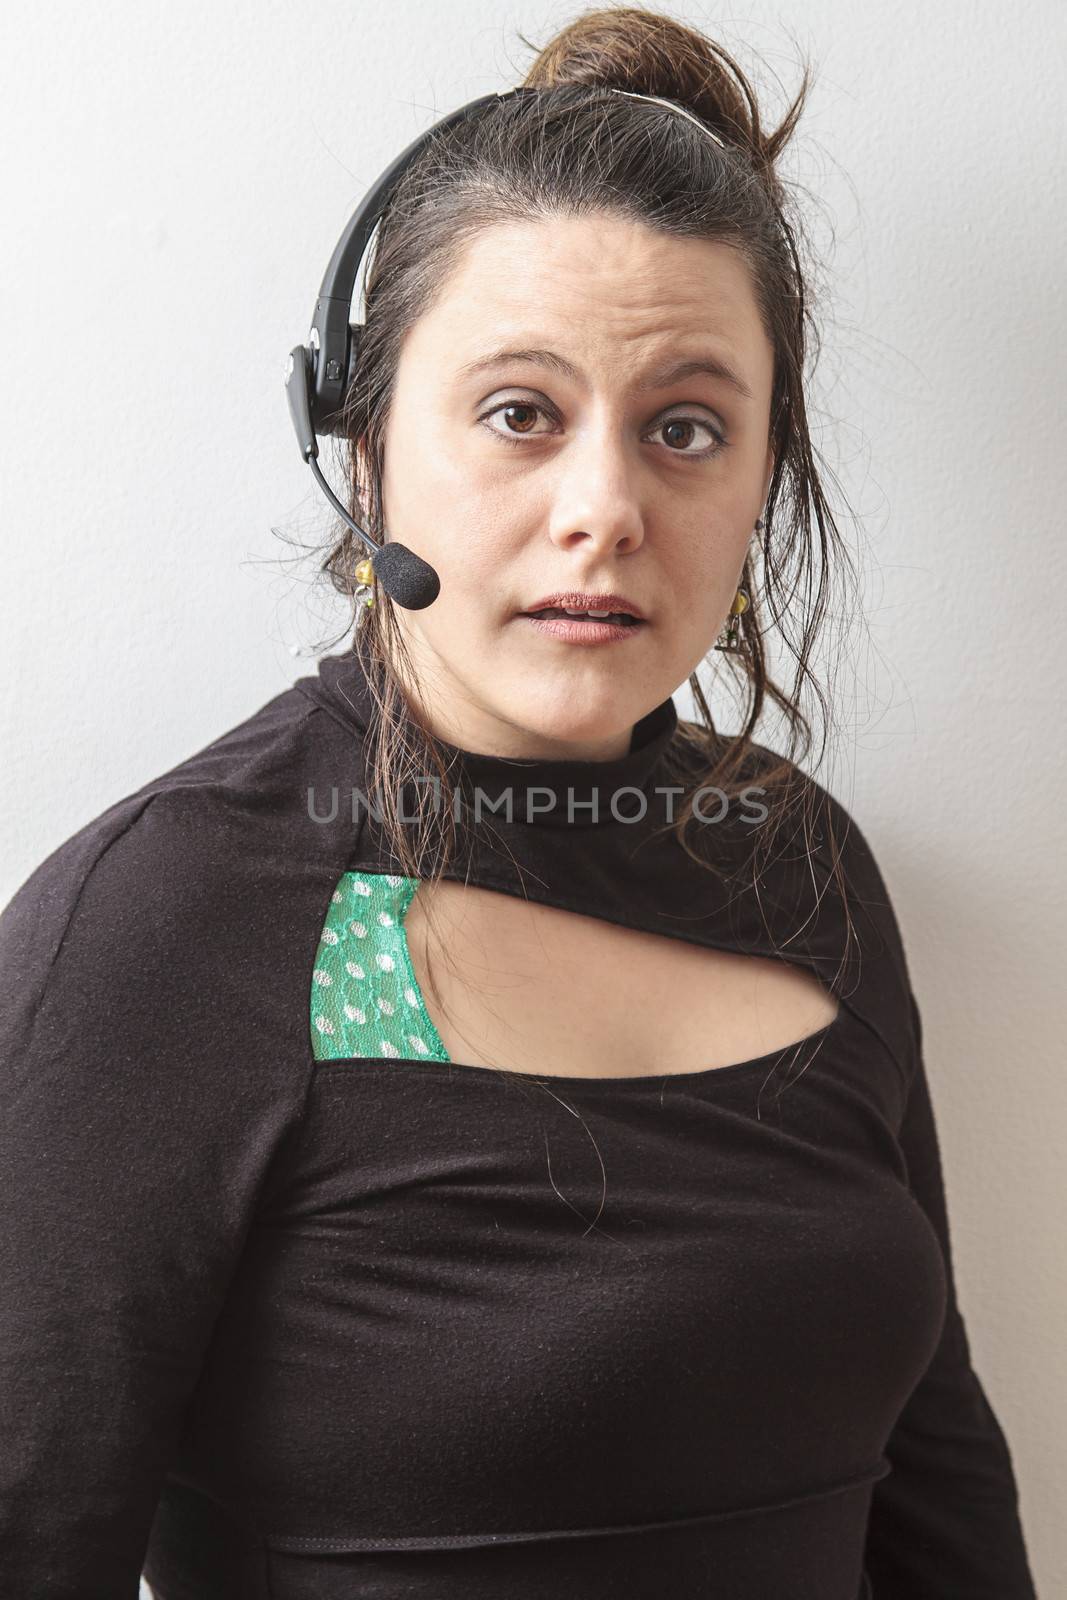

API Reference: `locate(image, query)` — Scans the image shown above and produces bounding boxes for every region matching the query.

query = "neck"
[388,649,641,766]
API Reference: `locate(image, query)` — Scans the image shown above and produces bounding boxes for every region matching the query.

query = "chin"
[498,692,644,751]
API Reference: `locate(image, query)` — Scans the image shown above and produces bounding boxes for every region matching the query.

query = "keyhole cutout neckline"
[310,870,845,1088]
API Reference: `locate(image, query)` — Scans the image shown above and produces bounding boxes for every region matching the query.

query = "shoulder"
[674,721,919,1058]
[675,720,903,907]
[1,682,313,959]
[0,682,363,1079]
[757,739,920,1063]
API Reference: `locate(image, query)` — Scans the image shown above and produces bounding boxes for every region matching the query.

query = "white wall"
[2,1,1063,1587]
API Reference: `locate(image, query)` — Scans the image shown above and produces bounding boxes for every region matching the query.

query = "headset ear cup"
[318,321,361,439]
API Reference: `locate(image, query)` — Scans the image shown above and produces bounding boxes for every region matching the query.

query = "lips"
[526,606,642,626]
[520,592,647,620]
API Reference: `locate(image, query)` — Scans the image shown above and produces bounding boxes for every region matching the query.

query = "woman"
[0,8,1037,1598]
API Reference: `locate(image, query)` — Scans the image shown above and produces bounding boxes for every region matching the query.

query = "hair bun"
[522,6,802,189]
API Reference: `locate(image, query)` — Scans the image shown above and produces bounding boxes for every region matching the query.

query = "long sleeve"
[862,991,1038,1597]
[0,794,313,1597]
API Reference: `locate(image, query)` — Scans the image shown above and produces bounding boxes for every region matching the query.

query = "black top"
[0,647,1036,1599]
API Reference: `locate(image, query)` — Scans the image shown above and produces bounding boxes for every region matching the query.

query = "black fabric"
[0,646,1037,1598]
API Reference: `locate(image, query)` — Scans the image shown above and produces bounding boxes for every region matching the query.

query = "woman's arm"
[862,991,1038,1596]
[0,795,311,1595]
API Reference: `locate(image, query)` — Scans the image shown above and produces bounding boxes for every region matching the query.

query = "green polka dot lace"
[310,871,451,1062]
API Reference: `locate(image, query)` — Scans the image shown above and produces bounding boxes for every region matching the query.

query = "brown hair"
[309,5,864,1011]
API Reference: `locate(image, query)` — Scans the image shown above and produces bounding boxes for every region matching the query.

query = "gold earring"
[714,587,749,653]
[714,517,762,653]
[354,556,376,614]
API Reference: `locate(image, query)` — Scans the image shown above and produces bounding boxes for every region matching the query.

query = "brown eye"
[500,403,540,434]
[656,414,727,456]
[478,397,727,459]
[662,419,699,450]
[480,401,550,440]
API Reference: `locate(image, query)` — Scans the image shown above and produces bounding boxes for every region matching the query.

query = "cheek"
[671,522,752,593]
[437,499,531,599]
[401,540,514,650]
[665,528,753,643]
[379,409,458,525]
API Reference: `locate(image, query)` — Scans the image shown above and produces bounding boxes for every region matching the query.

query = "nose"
[543,420,648,559]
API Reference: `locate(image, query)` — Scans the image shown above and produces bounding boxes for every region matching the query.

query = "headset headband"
[285,83,726,451]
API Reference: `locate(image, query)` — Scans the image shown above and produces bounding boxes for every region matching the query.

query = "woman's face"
[374,211,776,760]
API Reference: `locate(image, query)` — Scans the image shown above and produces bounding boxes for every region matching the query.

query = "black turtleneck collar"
[295,645,681,829]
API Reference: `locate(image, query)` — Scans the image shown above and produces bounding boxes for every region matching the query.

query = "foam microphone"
[285,345,441,611]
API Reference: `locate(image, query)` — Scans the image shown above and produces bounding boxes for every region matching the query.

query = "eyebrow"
[455,344,755,403]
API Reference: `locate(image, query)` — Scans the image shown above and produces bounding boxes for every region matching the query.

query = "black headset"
[285,88,538,611]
